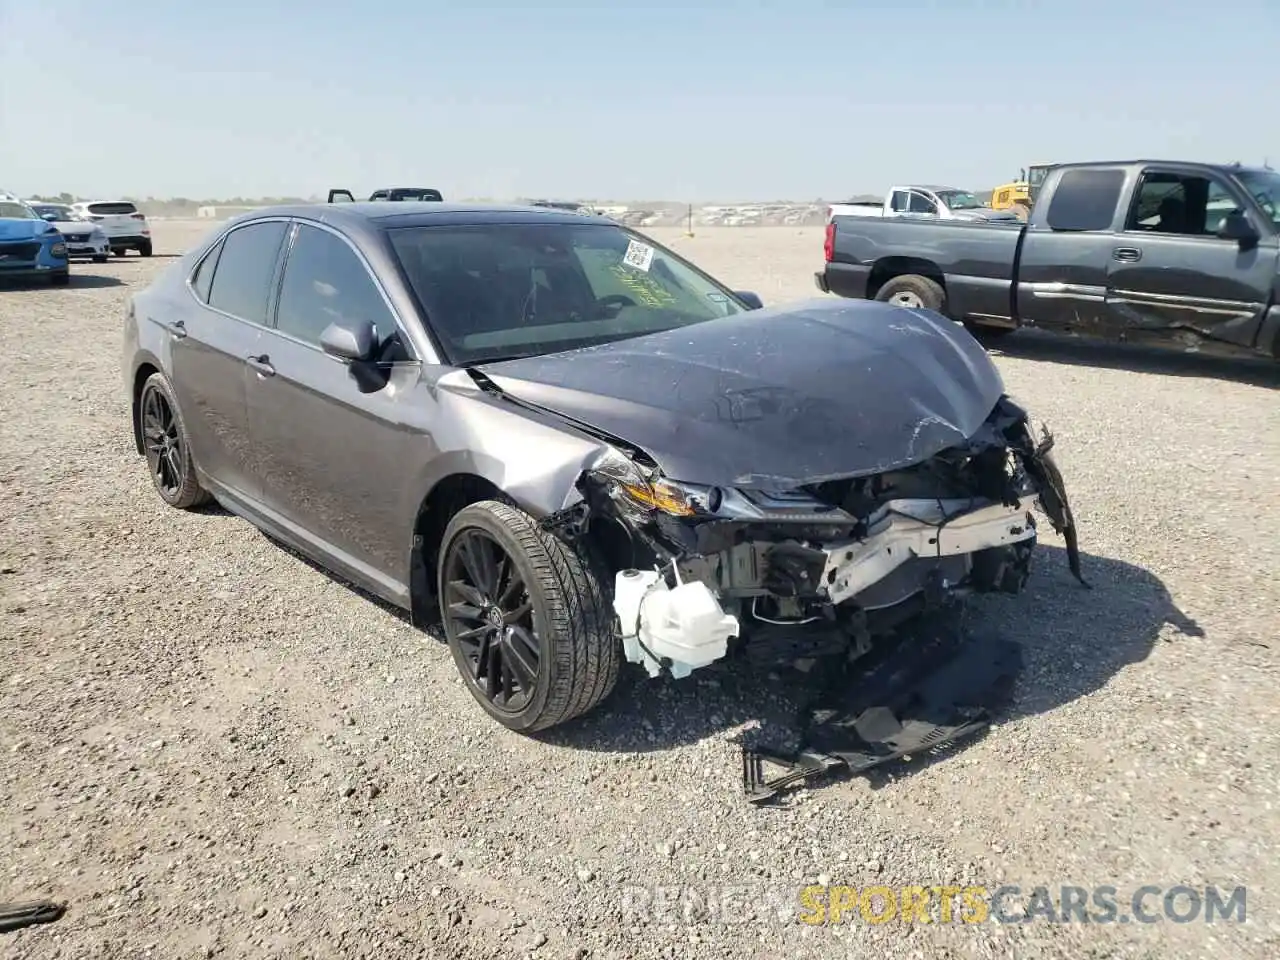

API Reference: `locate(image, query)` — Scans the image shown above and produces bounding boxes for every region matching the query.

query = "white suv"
[70,200,152,256]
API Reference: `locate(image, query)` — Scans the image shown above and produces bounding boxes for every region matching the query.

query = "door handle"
[161,319,186,338]
[1112,247,1142,262]
[245,353,275,377]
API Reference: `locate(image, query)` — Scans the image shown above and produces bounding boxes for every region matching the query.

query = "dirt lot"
[2,220,1278,959]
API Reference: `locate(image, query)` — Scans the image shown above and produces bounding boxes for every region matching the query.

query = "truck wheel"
[1012,202,1031,221]
[875,275,946,313]
[437,500,621,734]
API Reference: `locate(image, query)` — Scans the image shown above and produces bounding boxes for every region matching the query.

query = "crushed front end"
[544,394,1085,680]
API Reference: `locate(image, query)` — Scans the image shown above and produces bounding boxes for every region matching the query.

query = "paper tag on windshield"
[622,238,655,272]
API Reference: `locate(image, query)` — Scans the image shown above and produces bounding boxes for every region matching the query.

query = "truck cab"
[327,187,444,203]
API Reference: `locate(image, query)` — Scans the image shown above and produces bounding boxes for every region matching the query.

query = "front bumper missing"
[821,497,1036,606]
[613,495,1039,679]
[743,612,1023,802]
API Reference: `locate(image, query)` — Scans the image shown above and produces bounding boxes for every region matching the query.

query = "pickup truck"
[827,185,1018,223]
[815,160,1280,361]
[327,186,444,203]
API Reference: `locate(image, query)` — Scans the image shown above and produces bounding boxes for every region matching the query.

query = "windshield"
[0,201,37,219]
[936,190,983,210]
[31,204,75,221]
[1235,170,1280,228]
[389,222,747,365]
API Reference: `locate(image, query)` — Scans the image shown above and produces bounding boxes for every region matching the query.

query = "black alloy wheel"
[437,500,621,732]
[443,527,542,715]
[138,373,211,509]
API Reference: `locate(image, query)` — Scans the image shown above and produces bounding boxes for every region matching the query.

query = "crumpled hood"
[478,298,1005,489]
[0,219,56,242]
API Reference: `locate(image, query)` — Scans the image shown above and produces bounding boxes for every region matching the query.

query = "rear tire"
[138,241,153,257]
[874,274,946,313]
[138,372,212,510]
[438,500,621,733]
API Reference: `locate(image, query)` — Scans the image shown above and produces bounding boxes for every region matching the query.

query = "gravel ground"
[2,221,1278,960]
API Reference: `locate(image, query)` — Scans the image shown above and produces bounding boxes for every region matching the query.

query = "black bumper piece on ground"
[742,612,1023,802]
[0,900,66,933]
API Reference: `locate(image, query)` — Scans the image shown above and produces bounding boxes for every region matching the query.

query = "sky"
[1,0,1276,202]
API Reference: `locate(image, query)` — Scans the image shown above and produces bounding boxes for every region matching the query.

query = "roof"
[237,201,612,228]
[1051,159,1275,177]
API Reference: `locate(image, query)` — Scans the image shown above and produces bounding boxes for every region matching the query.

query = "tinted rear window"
[88,202,138,215]
[1045,170,1125,231]
[206,221,288,324]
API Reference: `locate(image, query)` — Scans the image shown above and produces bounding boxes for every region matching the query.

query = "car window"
[908,192,937,214]
[275,223,402,352]
[388,221,745,365]
[191,239,224,303]
[87,201,138,216]
[206,221,288,324]
[1126,171,1241,236]
[889,191,908,212]
[0,201,38,219]
[1044,169,1125,231]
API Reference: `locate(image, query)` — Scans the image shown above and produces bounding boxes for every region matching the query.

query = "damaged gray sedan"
[123,202,1082,734]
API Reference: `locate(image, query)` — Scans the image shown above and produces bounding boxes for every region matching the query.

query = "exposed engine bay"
[542,394,1086,680]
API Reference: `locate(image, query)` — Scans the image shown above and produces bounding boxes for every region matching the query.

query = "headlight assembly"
[588,448,695,518]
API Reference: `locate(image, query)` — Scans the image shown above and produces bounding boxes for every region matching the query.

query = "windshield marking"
[608,262,676,309]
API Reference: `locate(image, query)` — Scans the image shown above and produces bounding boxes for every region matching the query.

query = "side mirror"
[1217,211,1259,246]
[320,319,378,362]
[734,290,764,310]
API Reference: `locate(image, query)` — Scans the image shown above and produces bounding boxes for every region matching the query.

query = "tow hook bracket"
[741,616,1022,803]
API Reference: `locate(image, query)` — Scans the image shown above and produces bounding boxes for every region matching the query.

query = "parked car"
[827,186,1019,223]
[815,160,1280,359]
[123,201,1081,733]
[0,199,70,285]
[28,202,110,262]
[327,187,444,203]
[69,200,152,256]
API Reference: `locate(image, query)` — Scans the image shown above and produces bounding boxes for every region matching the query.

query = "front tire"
[138,372,212,510]
[438,500,621,733]
[874,274,946,313]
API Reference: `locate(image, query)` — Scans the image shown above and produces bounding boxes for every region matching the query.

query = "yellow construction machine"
[989,163,1057,219]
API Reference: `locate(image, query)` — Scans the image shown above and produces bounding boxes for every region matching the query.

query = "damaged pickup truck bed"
[124,202,1083,752]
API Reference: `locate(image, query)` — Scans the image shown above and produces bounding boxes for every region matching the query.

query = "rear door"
[244,220,422,597]
[1104,167,1277,350]
[167,219,289,500]
[1014,167,1126,333]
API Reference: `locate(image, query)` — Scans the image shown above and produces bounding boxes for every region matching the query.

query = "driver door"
[244,221,424,596]
[1105,169,1277,350]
